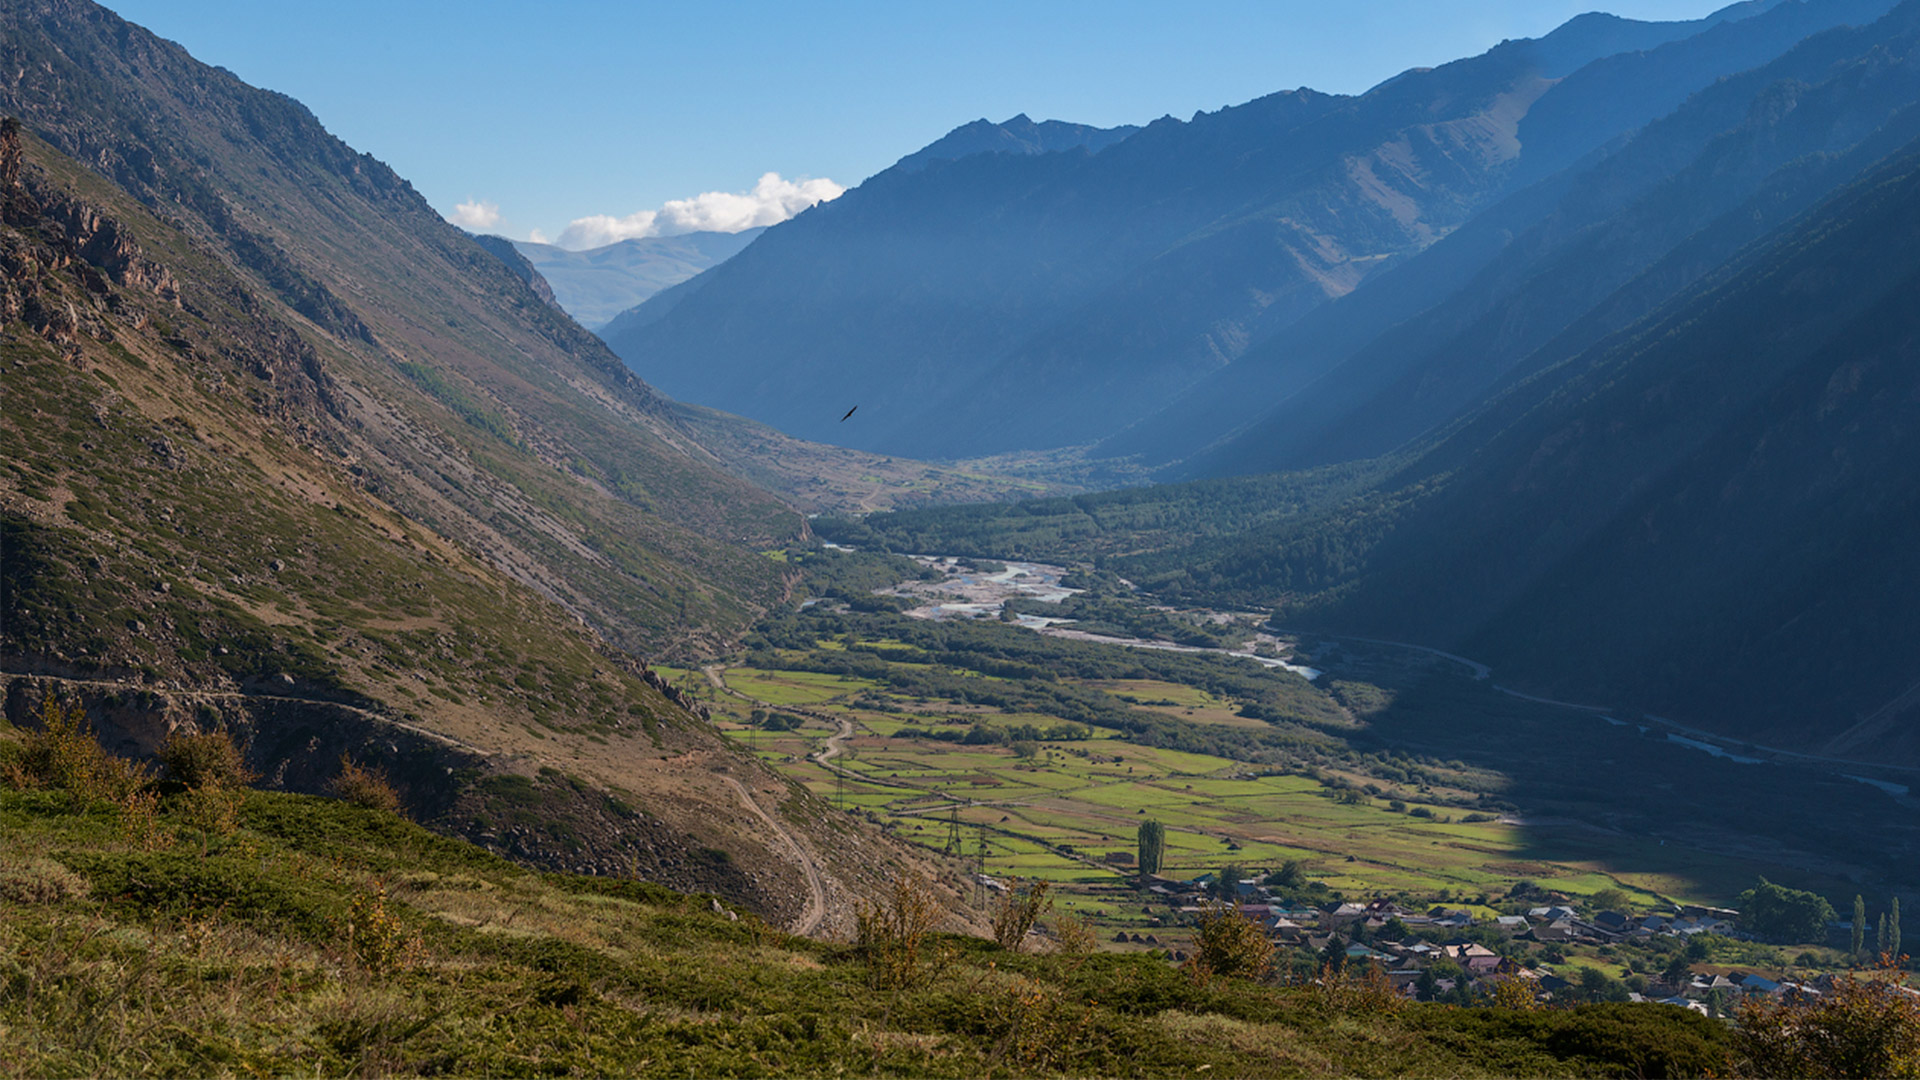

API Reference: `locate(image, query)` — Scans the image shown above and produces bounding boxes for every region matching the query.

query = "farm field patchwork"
[691,654,1768,916]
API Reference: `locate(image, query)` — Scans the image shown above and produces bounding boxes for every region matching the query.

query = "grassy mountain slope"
[0,1,968,926]
[0,0,803,658]
[0,120,945,925]
[0,775,1733,1077]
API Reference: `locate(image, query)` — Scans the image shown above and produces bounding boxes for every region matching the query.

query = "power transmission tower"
[942,805,962,856]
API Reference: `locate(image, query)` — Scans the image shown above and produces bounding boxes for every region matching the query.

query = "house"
[1494,915,1529,935]
[1593,910,1632,934]
[1533,919,1577,942]
[1345,942,1393,963]
[1432,909,1475,929]
[1451,943,1501,974]
[1529,905,1578,923]
[1321,901,1370,928]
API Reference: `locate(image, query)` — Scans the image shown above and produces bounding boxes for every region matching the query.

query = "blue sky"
[104,0,1732,246]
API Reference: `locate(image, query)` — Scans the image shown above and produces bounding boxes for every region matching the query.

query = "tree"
[1267,860,1304,889]
[1591,887,1632,913]
[1136,819,1165,878]
[1737,879,1837,943]
[1214,862,1246,902]
[1187,903,1273,983]
[1894,897,1904,961]
[1856,895,1869,963]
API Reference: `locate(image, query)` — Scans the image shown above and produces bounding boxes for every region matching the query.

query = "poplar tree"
[1136,819,1165,878]
[1853,895,1868,963]
[1893,896,1903,960]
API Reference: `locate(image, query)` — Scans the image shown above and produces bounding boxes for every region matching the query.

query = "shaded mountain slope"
[1106,0,1902,472]
[1147,134,1920,764]
[822,101,1920,768]
[893,112,1140,173]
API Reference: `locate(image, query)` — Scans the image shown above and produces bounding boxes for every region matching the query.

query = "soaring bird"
[840,405,858,422]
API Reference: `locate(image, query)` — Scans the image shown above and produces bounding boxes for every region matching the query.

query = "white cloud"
[448,198,503,231]
[555,172,843,250]
[527,227,550,245]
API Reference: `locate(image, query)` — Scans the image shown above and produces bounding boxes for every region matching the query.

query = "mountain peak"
[893,113,1141,172]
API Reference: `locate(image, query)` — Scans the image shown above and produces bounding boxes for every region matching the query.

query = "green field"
[704,660,1709,913]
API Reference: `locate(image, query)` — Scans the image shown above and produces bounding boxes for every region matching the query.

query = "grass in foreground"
[0,746,1742,1077]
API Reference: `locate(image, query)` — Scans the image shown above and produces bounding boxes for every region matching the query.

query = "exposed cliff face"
[470,232,562,312]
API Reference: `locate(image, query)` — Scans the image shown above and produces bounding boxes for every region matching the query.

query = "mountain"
[1116,0,1908,476]
[508,229,762,330]
[1301,129,1920,763]
[470,232,563,311]
[601,0,1853,461]
[892,112,1140,172]
[0,0,937,925]
[817,3,1920,769]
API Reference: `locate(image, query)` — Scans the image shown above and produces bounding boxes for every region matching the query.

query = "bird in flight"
[840,405,858,422]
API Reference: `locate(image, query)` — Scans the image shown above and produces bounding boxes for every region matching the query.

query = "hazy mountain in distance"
[508,229,762,331]
[602,0,1848,461]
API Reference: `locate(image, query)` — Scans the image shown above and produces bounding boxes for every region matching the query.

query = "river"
[879,555,1323,681]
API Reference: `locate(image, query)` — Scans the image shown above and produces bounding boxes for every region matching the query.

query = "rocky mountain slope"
[0,0,947,928]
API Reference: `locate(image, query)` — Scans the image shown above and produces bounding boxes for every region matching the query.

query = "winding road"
[717,773,827,937]
[700,664,840,936]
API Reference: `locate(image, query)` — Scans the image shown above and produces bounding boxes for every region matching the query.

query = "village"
[993,869,1893,1014]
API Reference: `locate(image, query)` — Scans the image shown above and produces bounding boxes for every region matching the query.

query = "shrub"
[1187,902,1273,984]
[116,788,176,851]
[175,782,244,843]
[159,729,255,789]
[988,976,1094,1072]
[1736,959,1920,1078]
[330,756,403,815]
[992,879,1053,952]
[2,694,149,806]
[855,872,944,990]
[1051,909,1099,972]
[344,882,425,973]
[0,858,90,904]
